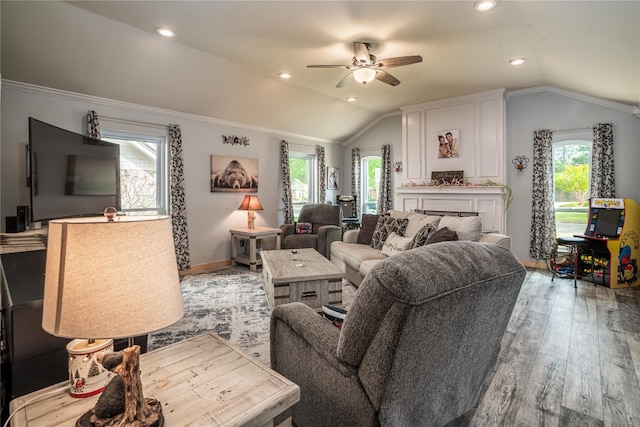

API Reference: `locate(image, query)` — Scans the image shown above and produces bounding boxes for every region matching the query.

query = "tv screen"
[593,208,623,238]
[28,118,120,223]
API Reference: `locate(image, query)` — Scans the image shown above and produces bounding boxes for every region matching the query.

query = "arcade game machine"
[577,198,640,288]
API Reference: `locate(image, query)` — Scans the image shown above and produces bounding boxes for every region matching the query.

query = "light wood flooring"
[462,268,640,426]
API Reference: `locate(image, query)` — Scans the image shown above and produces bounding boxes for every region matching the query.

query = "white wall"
[0,82,341,268]
[506,88,640,264]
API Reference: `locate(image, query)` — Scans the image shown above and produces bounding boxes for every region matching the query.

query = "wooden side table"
[8,333,299,426]
[230,227,282,271]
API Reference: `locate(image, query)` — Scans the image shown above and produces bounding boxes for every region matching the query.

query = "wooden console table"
[9,333,299,426]
[230,227,282,271]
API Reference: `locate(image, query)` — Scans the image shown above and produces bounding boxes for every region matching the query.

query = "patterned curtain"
[377,144,392,214]
[281,141,294,224]
[351,148,361,218]
[591,123,615,198]
[529,129,556,259]
[87,110,101,138]
[168,125,191,271]
[316,146,326,203]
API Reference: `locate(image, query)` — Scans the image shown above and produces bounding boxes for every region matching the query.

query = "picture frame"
[437,129,460,159]
[327,167,339,190]
[211,155,258,193]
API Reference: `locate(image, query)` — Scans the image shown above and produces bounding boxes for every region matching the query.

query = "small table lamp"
[42,213,184,426]
[238,195,263,229]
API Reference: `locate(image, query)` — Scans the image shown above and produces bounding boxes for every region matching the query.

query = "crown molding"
[1,80,339,144]
[506,85,639,116]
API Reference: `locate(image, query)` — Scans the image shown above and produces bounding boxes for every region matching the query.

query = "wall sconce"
[393,161,403,172]
[512,155,529,171]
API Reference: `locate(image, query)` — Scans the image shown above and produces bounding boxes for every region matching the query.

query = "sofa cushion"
[359,258,384,278]
[437,216,482,241]
[295,222,312,234]
[411,223,438,248]
[331,241,387,272]
[381,232,413,256]
[404,212,442,239]
[357,214,381,245]
[371,217,409,250]
[426,226,459,244]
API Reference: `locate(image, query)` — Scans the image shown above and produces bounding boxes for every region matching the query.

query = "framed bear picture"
[211,155,259,192]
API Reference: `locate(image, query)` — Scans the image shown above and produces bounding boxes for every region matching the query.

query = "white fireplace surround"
[396,186,507,234]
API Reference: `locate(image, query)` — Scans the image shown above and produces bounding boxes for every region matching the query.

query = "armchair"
[270,241,526,426]
[280,204,342,259]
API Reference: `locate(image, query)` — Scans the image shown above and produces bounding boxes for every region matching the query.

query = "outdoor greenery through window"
[289,153,315,220]
[553,140,591,238]
[362,156,381,214]
[101,130,168,216]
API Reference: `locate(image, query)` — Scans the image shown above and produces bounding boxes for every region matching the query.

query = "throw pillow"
[426,226,459,244]
[357,214,380,245]
[404,212,442,239]
[370,217,409,250]
[437,216,482,241]
[411,223,438,248]
[381,232,414,256]
[295,222,312,234]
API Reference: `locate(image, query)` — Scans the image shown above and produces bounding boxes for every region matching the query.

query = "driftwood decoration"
[78,346,163,427]
[222,135,250,146]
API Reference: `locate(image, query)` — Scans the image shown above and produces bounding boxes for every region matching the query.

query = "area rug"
[147,267,272,364]
[147,266,358,365]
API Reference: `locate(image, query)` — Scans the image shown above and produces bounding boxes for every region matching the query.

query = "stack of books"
[322,305,347,328]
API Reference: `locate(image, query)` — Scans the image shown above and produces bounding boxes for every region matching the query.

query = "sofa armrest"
[317,225,342,258]
[270,302,356,377]
[342,229,360,243]
[478,232,511,249]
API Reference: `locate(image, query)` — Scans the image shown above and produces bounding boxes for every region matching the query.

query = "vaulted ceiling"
[2,1,638,143]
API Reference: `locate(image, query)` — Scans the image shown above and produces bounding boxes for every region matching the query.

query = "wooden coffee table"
[9,333,299,426]
[260,248,343,311]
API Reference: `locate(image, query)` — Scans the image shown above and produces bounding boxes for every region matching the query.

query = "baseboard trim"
[179,259,232,277]
[520,259,548,270]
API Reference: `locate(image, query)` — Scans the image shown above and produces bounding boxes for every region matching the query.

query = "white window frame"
[101,129,169,215]
[361,155,381,215]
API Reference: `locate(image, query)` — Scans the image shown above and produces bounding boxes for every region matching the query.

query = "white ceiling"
[2,1,639,143]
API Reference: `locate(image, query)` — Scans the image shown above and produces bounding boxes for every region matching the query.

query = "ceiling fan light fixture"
[353,68,377,85]
[474,1,497,12]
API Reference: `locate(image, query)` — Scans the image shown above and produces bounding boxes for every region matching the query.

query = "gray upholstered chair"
[280,203,342,259]
[270,241,526,426]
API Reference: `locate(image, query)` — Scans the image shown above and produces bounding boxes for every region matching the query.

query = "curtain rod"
[99,114,169,129]
[552,126,592,133]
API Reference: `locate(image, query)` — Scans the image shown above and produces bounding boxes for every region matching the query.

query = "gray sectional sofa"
[331,210,512,287]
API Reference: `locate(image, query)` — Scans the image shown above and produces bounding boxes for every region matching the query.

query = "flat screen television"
[28,118,121,223]
[593,208,623,238]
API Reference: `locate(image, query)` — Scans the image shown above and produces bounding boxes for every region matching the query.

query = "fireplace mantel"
[395,186,507,233]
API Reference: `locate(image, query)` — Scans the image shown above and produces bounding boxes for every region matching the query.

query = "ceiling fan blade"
[353,42,370,64]
[307,64,351,69]
[375,70,401,86]
[375,55,423,68]
[336,73,353,88]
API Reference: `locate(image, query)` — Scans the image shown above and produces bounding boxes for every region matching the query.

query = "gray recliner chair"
[270,241,526,426]
[280,204,342,259]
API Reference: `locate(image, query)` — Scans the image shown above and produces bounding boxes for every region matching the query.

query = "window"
[361,156,381,215]
[553,139,591,238]
[288,152,315,220]
[101,130,169,215]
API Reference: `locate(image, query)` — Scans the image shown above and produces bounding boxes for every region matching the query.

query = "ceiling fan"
[307,42,422,87]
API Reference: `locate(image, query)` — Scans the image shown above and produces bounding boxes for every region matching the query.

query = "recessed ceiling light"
[278,72,292,79]
[509,57,526,66]
[474,1,497,12]
[346,97,358,102]
[156,27,175,38]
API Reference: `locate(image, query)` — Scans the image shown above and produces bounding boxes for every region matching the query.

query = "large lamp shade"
[42,215,184,340]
